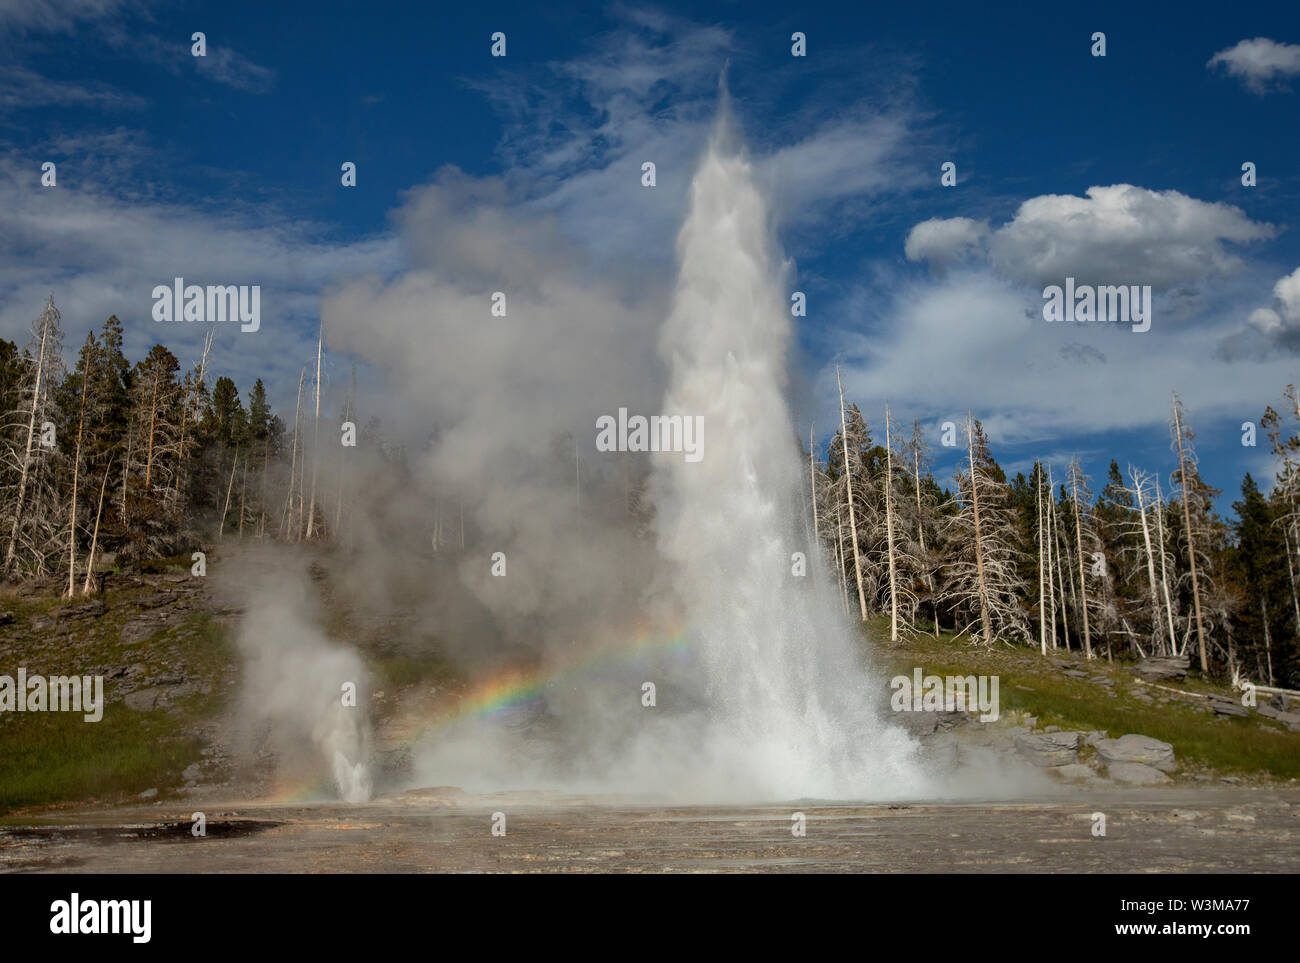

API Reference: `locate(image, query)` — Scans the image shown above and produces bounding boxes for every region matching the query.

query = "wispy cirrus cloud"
[0,0,142,33]
[0,64,145,110]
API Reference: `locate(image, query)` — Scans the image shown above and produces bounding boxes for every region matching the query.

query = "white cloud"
[0,155,398,414]
[825,268,1300,448]
[988,185,1273,290]
[905,185,1274,295]
[1208,37,1300,93]
[904,216,989,267]
[1246,266,1300,348]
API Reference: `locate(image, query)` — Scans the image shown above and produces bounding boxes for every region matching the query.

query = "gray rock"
[1096,734,1177,773]
[1107,762,1172,785]
[1256,703,1300,730]
[182,763,202,782]
[61,599,107,619]
[1083,730,1109,747]
[124,688,160,712]
[1015,731,1080,767]
[1210,699,1250,718]
[1063,669,1087,679]
[137,787,159,800]
[1134,654,1189,682]
[120,616,168,646]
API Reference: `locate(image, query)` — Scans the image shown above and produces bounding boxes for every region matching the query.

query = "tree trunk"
[1037,464,1046,655]
[306,326,323,539]
[282,367,305,539]
[1070,467,1093,659]
[1044,467,1058,649]
[1132,471,1163,653]
[219,450,239,539]
[1286,524,1300,639]
[1050,468,1074,652]
[66,360,91,597]
[1172,398,1208,673]
[836,367,868,622]
[5,306,51,571]
[967,414,992,646]
[1262,597,1275,687]
[914,437,938,637]
[1153,478,1177,654]
[239,455,248,538]
[82,461,111,595]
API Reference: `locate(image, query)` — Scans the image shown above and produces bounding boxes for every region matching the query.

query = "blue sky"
[3,0,1299,509]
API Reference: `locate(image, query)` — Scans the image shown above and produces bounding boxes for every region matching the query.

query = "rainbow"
[263,617,691,803]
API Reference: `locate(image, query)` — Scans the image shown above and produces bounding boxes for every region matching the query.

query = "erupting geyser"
[644,96,923,799]
[409,94,928,802]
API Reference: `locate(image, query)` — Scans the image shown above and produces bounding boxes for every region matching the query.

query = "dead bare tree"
[306,324,324,539]
[940,414,1030,646]
[1171,392,1208,673]
[3,295,65,574]
[836,367,868,622]
[1068,458,1096,660]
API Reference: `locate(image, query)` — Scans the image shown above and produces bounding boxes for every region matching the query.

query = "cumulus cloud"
[827,267,1300,450]
[904,216,989,267]
[1208,38,1300,93]
[988,185,1274,289]
[1246,266,1300,350]
[904,185,1274,295]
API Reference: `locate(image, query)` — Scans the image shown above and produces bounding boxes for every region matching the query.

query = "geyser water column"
[649,97,924,800]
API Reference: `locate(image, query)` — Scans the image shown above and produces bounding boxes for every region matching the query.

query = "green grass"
[0,592,236,814]
[0,710,203,813]
[868,618,1300,780]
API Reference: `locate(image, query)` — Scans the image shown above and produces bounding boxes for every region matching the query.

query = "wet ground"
[2,784,1297,873]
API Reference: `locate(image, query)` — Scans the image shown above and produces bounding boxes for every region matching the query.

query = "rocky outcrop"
[1134,654,1189,682]
[1096,734,1177,772]
[1014,731,1080,767]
